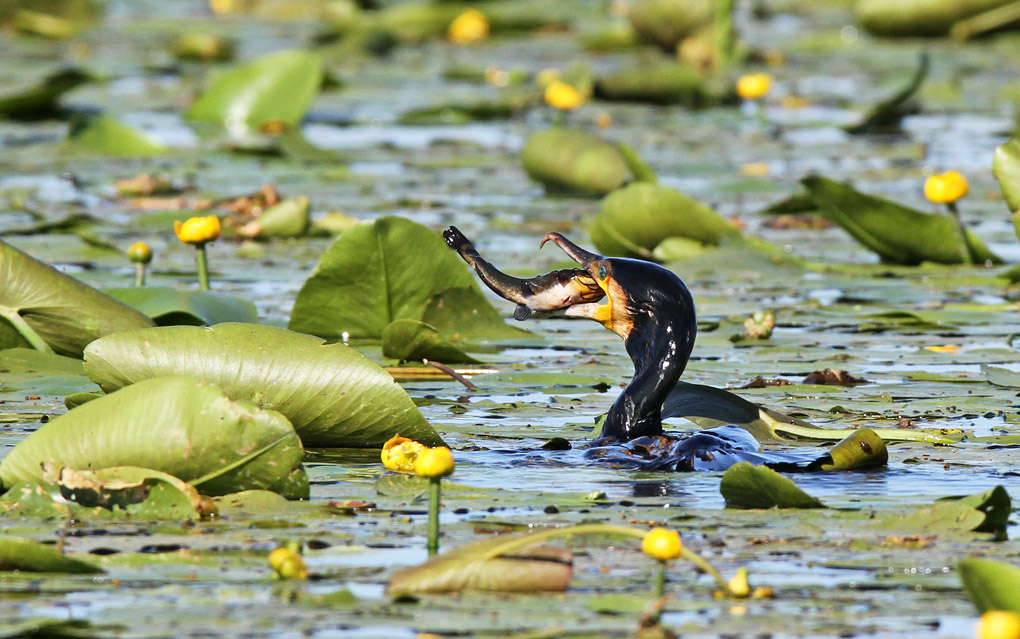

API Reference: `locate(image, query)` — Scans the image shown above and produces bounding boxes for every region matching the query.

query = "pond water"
[2,0,1020,637]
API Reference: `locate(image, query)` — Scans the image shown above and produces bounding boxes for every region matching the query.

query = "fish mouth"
[540,233,602,270]
[539,233,626,334]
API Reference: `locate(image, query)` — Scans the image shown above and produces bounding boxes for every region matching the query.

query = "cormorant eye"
[598,266,607,280]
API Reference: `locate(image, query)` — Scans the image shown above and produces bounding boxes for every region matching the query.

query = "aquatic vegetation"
[126,241,151,286]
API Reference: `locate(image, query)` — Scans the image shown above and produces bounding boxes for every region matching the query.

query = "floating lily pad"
[290,217,525,343]
[50,466,209,520]
[186,49,323,134]
[237,196,310,239]
[992,138,1020,235]
[0,376,308,498]
[627,0,712,51]
[381,319,482,364]
[0,239,154,357]
[846,53,928,134]
[939,485,1011,535]
[856,0,1014,37]
[891,502,985,534]
[0,67,94,120]
[589,182,738,258]
[720,462,826,509]
[65,115,167,157]
[0,537,103,574]
[958,558,1020,614]
[801,176,1002,265]
[521,129,634,196]
[104,286,258,326]
[82,323,442,448]
[594,64,707,106]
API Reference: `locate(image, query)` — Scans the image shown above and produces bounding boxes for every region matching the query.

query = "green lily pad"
[958,558,1020,614]
[49,466,208,520]
[0,375,308,498]
[237,196,310,239]
[720,462,826,509]
[0,67,94,120]
[801,175,1002,265]
[0,537,103,574]
[856,0,1013,37]
[992,138,1020,242]
[590,182,738,258]
[983,364,1020,388]
[381,319,482,364]
[0,481,71,518]
[103,286,258,326]
[0,239,155,357]
[627,0,712,51]
[289,217,524,343]
[521,128,633,196]
[594,64,707,106]
[82,323,442,448]
[846,53,928,134]
[65,115,167,157]
[419,287,528,343]
[892,502,985,534]
[186,49,323,133]
[940,485,1011,535]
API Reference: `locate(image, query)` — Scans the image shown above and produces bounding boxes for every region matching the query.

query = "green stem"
[134,263,146,287]
[553,109,566,127]
[195,243,210,290]
[713,0,735,71]
[427,478,441,556]
[947,202,973,265]
[655,561,666,597]
[681,546,730,593]
[0,308,52,353]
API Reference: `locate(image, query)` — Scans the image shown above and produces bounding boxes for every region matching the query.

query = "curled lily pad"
[65,115,167,157]
[856,0,1013,37]
[627,0,712,51]
[845,53,928,134]
[0,376,308,498]
[590,182,738,258]
[992,138,1020,242]
[720,462,825,509]
[103,286,258,326]
[82,323,443,448]
[290,217,525,343]
[0,239,155,357]
[381,319,482,364]
[801,176,1002,265]
[0,537,103,574]
[939,485,1011,535]
[958,558,1020,614]
[594,64,707,106]
[521,129,634,196]
[49,466,210,520]
[186,49,323,135]
[237,196,310,239]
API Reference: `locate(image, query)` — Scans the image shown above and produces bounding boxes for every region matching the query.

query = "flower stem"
[134,263,146,287]
[713,0,734,70]
[427,477,441,556]
[0,308,52,354]
[655,561,666,597]
[947,202,973,265]
[195,243,211,290]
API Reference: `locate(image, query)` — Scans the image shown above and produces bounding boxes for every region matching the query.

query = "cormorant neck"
[601,294,696,441]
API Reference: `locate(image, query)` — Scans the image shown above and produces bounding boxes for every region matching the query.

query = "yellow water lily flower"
[924,170,969,204]
[268,547,307,580]
[728,567,751,598]
[976,610,1020,639]
[641,527,682,561]
[448,9,489,45]
[174,215,220,245]
[381,435,427,473]
[736,73,772,100]
[415,446,455,479]
[925,345,960,353]
[127,241,152,264]
[544,81,584,111]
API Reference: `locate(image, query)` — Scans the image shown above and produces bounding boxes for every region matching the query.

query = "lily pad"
[82,323,443,448]
[237,196,310,239]
[958,558,1020,614]
[892,502,985,534]
[104,286,258,326]
[0,537,103,574]
[983,364,1020,388]
[856,0,1014,37]
[50,465,209,520]
[520,128,633,196]
[594,64,707,106]
[0,239,155,357]
[289,217,524,343]
[845,53,928,134]
[381,319,482,364]
[940,485,1011,535]
[186,49,323,134]
[65,115,167,157]
[589,182,738,258]
[720,462,826,509]
[0,67,94,120]
[992,138,1020,236]
[0,376,308,498]
[801,175,1002,265]
[627,0,713,51]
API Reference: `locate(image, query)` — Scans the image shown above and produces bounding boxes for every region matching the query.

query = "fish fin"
[513,304,532,321]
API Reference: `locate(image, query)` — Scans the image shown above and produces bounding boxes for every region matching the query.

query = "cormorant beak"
[540,233,633,339]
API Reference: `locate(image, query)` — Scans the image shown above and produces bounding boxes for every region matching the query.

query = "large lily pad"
[381,319,482,364]
[856,0,1013,37]
[958,558,1020,614]
[594,64,707,106]
[589,182,738,258]
[104,286,258,326]
[0,239,155,357]
[520,128,633,196]
[992,138,1020,239]
[0,538,103,574]
[939,485,1011,535]
[82,323,442,448]
[186,49,323,134]
[49,465,210,520]
[720,462,826,509]
[801,176,1002,265]
[0,376,307,498]
[65,115,167,157]
[289,217,525,343]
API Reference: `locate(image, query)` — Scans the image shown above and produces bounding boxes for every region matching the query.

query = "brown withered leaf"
[738,376,792,389]
[802,369,868,386]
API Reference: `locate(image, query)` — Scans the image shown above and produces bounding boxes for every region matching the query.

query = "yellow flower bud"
[268,547,296,572]
[380,435,427,473]
[924,170,969,204]
[448,9,488,45]
[544,81,584,111]
[127,241,152,264]
[174,215,220,244]
[728,567,751,598]
[415,446,455,479]
[269,548,308,579]
[976,610,1020,639]
[641,527,682,561]
[736,73,772,100]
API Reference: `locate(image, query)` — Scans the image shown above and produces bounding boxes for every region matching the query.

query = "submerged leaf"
[0,376,308,498]
[290,217,524,342]
[82,323,442,447]
[0,239,154,357]
[958,558,1020,614]
[381,319,482,364]
[104,286,258,326]
[0,537,103,574]
[801,176,1002,265]
[521,128,632,196]
[720,462,825,509]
